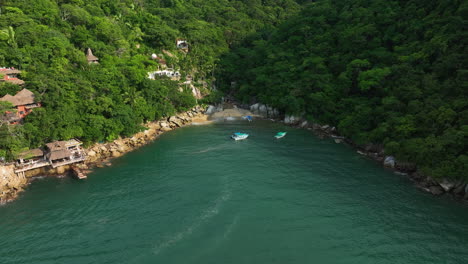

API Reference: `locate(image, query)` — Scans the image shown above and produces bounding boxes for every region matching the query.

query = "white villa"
[148,69,181,81]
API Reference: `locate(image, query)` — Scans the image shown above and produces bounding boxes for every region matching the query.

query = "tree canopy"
[218,0,468,180]
[0,0,301,156]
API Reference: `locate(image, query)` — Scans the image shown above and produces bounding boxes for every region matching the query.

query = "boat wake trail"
[153,189,231,255]
[191,144,228,154]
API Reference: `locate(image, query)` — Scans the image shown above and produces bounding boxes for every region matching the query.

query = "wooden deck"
[51,156,86,168]
[72,166,87,179]
[15,154,86,173]
[15,160,50,173]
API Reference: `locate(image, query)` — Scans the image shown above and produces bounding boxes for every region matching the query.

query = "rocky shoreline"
[244,102,468,202]
[83,106,207,168]
[2,102,466,204]
[0,106,208,204]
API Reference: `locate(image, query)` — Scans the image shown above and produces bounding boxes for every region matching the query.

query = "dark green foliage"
[219,0,468,180]
[0,0,301,158]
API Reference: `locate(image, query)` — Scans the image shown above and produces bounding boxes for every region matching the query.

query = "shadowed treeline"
[217,0,468,180]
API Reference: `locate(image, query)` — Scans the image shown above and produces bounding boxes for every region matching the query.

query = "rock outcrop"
[383,156,396,168]
[205,104,224,115]
[84,107,206,167]
[249,103,279,118]
[284,114,301,125]
[0,165,27,204]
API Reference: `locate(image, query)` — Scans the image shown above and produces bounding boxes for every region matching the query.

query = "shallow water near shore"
[1,120,467,264]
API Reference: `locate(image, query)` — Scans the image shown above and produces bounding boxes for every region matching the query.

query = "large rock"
[144,129,156,138]
[410,171,424,181]
[87,150,96,157]
[453,183,466,195]
[383,156,396,168]
[429,186,445,196]
[363,144,384,154]
[159,121,170,128]
[0,165,27,199]
[117,144,129,153]
[56,166,66,174]
[396,161,417,172]
[161,126,172,132]
[284,115,300,125]
[168,116,183,127]
[205,105,216,115]
[438,179,456,192]
[264,106,279,118]
[250,103,260,114]
[258,104,268,117]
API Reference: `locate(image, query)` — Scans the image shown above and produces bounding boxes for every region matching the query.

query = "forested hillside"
[0,0,300,159]
[219,0,468,179]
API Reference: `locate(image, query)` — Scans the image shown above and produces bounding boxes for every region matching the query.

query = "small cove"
[1,121,467,264]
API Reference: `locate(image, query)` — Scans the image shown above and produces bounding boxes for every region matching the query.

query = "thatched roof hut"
[0,67,25,85]
[0,89,36,106]
[18,148,44,160]
[86,48,99,63]
[45,139,83,161]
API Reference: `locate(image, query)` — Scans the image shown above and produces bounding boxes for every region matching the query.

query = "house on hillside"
[86,48,99,64]
[176,39,189,52]
[148,68,181,81]
[0,88,41,124]
[46,139,86,168]
[17,148,45,166]
[0,67,25,85]
[14,139,87,173]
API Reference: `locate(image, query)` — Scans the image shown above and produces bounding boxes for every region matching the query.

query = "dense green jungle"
[0,0,466,180]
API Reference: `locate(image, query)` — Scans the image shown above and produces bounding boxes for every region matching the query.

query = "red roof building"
[0,88,41,124]
[0,67,25,85]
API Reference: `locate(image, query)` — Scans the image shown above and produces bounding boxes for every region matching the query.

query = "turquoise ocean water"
[1,121,467,264]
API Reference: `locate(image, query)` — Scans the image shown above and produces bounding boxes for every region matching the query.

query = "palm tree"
[0,26,17,49]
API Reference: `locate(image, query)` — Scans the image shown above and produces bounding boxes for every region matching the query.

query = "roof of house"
[86,48,99,61]
[46,141,68,151]
[3,78,25,85]
[0,89,36,106]
[13,89,35,105]
[48,149,71,161]
[0,69,21,74]
[18,148,44,159]
[46,139,82,152]
[0,94,15,103]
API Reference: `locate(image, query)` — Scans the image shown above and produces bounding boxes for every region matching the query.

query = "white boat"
[274,132,287,139]
[231,132,249,140]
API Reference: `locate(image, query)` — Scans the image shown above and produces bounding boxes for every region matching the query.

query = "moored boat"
[242,115,253,122]
[231,132,249,140]
[274,132,287,139]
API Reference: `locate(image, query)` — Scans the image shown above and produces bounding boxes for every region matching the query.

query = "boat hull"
[232,135,249,140]
[274,132,287,139]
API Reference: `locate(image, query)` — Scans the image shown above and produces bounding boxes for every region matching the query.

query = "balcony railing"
[15,160,50,173]
[51,155,86,168]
